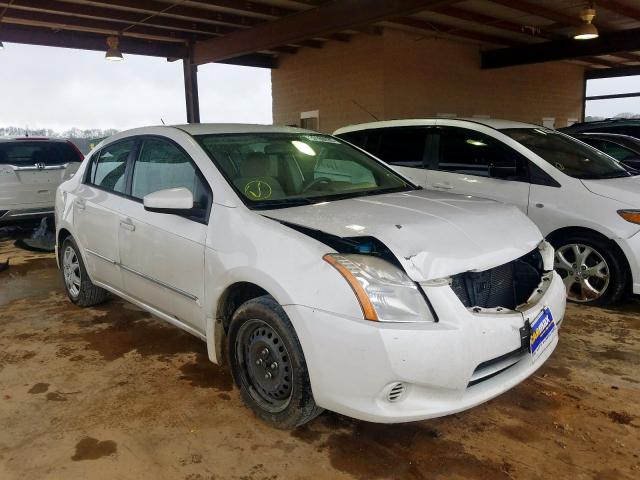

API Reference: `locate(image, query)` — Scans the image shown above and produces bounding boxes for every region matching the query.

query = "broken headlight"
[324,254,435,323]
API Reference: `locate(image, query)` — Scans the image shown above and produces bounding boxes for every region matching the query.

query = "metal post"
[183,57,200,123]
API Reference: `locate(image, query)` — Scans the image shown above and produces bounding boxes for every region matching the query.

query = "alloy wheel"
[62,246,81,298]
[554,243,609,302]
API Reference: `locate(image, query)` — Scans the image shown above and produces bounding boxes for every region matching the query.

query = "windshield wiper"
[250,198,317,210]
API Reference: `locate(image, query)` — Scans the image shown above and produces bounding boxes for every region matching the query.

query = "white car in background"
[56,124,564,428]
[0,138,83,224]
[335,119,640,305]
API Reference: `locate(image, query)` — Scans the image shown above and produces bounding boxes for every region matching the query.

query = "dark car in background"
[0,138,83,224]
[569,133,640,170]
[560,119,640,139]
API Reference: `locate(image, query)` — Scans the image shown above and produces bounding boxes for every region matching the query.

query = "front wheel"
[552,233,627,306]
[228,295,322,429]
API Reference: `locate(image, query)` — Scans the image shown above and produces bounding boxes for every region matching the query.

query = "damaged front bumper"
[286,266,565,423]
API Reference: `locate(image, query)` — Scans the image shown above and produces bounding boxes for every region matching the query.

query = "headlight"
[323,254,435,322]
[618,210,640,225]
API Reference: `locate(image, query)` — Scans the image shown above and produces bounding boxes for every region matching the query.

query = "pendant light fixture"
[573,5,599,40]
[105,36,123,61]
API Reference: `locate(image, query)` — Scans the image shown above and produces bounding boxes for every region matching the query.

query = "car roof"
[173,123,312,136]
[573,132,634,139]
[333,118,538,135]
[0,137,68,143]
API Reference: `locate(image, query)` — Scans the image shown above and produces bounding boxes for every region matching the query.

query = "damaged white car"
[55,125,566,428]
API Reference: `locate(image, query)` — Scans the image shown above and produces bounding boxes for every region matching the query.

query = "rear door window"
[436,127,528,180]
[88,140,135,194]
[0,141,81,166]
[373,127,428,167]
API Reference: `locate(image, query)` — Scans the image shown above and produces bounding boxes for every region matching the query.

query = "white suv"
[335,119,640,305]
[56,124,565,428]
[0,138,83,224]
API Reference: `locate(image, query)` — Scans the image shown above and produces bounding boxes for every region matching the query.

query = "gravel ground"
[0,239,638,480]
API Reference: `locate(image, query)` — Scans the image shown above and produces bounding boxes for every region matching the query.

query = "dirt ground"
[0,239,638,480]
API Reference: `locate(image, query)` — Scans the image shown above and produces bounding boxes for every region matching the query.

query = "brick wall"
[272,29,584,133]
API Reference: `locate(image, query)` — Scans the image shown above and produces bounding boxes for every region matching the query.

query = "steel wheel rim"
[235,319,292,413]
[62,246,81,298]
[554,243,609,302]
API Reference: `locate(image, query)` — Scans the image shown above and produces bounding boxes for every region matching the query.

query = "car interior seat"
[234,151,285,200]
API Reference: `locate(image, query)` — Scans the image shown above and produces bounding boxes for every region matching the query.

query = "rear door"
[73,139,135,289]
[0,140,83,210]
[426,125,531,213]
[117,136,212,331]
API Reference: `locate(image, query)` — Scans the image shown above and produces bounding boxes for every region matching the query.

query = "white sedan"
[55,124,565,428]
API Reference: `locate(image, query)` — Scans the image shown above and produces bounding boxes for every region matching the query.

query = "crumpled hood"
[262,190,542,282]
[581,176,640,207]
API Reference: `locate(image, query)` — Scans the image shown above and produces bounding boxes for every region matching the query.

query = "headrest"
[240,151,271,178]
[31,149,46,163]
[264,142,294,154]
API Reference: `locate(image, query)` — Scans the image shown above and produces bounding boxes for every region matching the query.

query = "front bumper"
[615,232,640,294]
[286,271,566,423]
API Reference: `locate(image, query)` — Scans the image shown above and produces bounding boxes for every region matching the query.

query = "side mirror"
[489,164,517,179]
[143,187,194,214]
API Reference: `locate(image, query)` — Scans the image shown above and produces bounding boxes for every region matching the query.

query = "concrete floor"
[0,239,638,480]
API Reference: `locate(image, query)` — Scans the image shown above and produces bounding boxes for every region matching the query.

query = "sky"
[0,43,273,131]
[585,75,640,119]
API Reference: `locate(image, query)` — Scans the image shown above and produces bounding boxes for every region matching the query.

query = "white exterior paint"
[56,124,565,423]
[335,118,640,295]
[0,139,81,223]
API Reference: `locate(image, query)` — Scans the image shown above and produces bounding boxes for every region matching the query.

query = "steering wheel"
[302,177,332,193]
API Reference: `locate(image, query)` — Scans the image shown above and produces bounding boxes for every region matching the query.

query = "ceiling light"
[573,7,599,40]
[105,36,123,61]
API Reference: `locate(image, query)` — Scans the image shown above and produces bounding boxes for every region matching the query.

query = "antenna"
[160,118,166,125]
[351,100,379,121]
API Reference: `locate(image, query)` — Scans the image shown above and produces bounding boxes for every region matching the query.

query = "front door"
[117,136,212,332]
[426,126,531,213]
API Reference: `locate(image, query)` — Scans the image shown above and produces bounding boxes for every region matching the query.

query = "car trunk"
[0,141,82,207]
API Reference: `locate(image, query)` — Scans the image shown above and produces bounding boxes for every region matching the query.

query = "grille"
[387,382,406,402]
[451,249,542,310]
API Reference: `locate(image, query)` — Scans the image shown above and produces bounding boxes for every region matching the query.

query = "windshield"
[196,132,416,209]
[501,128,631,179]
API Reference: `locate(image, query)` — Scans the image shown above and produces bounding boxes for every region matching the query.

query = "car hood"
[581,176,640,207]
[262,190,542,282]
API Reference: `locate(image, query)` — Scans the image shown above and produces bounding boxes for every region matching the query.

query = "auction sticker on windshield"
[530,307,556,362]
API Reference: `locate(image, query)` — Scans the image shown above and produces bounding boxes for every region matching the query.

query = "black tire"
[550,232,627,306]
[60,237,109,307]
[228,295,323,429]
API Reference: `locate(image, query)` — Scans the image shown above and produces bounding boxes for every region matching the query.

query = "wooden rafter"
[482,27,640,69]
[191,0,453,64]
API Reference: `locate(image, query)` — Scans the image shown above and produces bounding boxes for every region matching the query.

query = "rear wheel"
[61,237,108,307]
[228,295,322,429]
[551,233,627,306]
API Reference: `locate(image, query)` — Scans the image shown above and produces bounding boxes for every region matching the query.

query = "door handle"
[432,183,454,190]
[74,199,86,210]
[120,219,136,232]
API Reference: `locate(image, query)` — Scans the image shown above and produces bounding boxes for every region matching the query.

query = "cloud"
[0,43,272,131]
